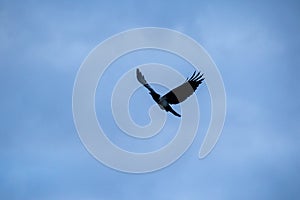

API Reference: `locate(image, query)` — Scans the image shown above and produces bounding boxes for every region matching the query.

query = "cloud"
[1,0,300,199]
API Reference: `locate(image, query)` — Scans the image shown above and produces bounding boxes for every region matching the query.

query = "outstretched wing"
[162,71,204,104]
[136,69,160,101]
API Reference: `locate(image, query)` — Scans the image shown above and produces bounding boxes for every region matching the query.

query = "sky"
[1,0,300,199]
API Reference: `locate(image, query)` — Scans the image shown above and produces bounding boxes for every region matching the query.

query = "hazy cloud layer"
[1,0,300,199]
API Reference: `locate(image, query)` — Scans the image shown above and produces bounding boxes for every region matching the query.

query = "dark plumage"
[136,69,204,117]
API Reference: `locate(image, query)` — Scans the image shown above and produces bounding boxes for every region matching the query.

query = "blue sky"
[1,0,300,199]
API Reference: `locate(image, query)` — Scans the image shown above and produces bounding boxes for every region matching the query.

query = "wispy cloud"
[1,0,300,199]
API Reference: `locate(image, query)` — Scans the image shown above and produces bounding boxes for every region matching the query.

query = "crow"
[136,68,204,117]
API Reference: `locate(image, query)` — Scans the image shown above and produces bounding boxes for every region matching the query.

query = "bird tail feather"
[166,105,181,117]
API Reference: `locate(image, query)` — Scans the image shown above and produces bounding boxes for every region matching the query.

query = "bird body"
[158,98,168,109]
[136,69,204,117]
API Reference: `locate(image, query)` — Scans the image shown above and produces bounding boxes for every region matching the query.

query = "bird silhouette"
[136,68,205,117]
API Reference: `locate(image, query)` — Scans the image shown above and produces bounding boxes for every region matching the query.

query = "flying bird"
[136,69,204,117]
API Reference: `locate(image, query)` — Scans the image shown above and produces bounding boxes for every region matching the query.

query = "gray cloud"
[1,0,300,199]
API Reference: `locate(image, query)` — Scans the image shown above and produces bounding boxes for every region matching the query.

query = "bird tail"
[166,105,181,117]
